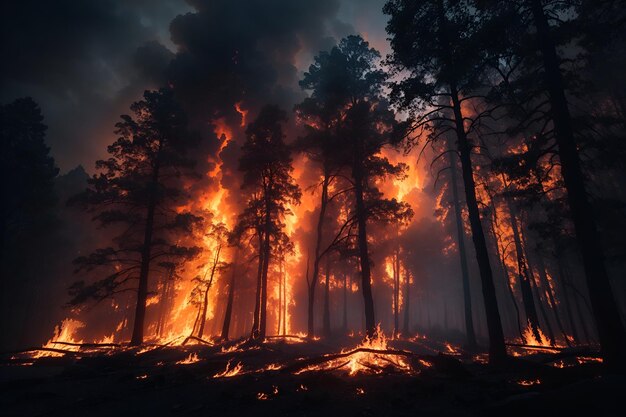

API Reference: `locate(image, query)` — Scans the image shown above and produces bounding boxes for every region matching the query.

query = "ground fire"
[1,0,625,416]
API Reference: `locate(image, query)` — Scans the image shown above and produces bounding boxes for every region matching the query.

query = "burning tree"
[476,0,626,368]
[190,219,229,339]
[385,0,508,364]
[295,46,346,339]
[298,35,412,338]
[234,105,301,340]
[69,88,203,345]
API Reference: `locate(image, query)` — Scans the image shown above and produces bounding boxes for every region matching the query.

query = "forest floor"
[1,335,624,417]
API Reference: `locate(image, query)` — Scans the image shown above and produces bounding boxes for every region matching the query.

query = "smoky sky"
[1,0,388,172]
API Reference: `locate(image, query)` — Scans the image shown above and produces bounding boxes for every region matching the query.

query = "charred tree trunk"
[448,145,477,348]
[488,196,523,338]
[450,84,507,364]
[519,230,556,346]
[343,272,348,333]
[259,214,271,339]
[573,282,593,344]
[529,0,626,367]
[277,262,283,335]
[393,247,400,338]
[220,253,238,341]
[557,256,580,344]
[352,144,376,337]
[130,149,161,346]
[251,232,264,339]
[536,256,570,346]
[308,174,329,338]
[507,200,542,343]
[282,262,287,336]
[197,245,221,338]
[403,267,410,336]
[529,270,555,344]
[323,257,331,338]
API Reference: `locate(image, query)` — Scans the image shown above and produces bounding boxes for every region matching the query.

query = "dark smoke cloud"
[0,0,189,171]
[0,0,390,172]
[168,0,352,127]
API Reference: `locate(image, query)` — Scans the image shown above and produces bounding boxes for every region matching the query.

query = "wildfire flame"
[294,325,412,376]
[176,352,200,365]
[521,322,552,347]
[213,359,244,378]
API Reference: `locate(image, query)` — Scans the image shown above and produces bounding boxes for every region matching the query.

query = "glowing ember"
[517,379,541,386]
[577,356,603,365]
[418,359,433,368]
[443,342,461,355]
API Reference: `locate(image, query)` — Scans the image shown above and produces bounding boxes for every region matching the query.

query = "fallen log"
[280,347,417,374]
[44,341,121,348]
[181,336,214,346]
[2,347,84,357]
[265,335,309,341]
[505,343,564,352]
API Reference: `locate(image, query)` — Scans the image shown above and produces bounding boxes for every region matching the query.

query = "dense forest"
[1,1,625,416]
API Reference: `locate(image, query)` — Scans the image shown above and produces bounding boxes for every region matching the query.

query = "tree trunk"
[529,0,626,367]
[343,272,348,333]
[251,233,264,339]
[130,159,161,346]
[197,245,221,338]
[536,256,570,346]
[323,257,331,338]
[557,256,580,344]
[506,199,542,343]
[277,262,283,335]
[448,144,477,348]
[259,221,271,339]
[403,267,410,335]
[573,282,593,344]
[519,228,556,345]
[220,252,238,341]
[393,246,400,338]
[282,262,287,336]
[352,147,376,337]
[308,174,329,338]
[450,85,507,364]
[488,196,523,338]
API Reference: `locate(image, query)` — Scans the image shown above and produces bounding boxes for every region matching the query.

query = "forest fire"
[3,0,626,416]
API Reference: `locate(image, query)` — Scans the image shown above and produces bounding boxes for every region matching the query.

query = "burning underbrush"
[2,325,617,417]
[4,320,603,378]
